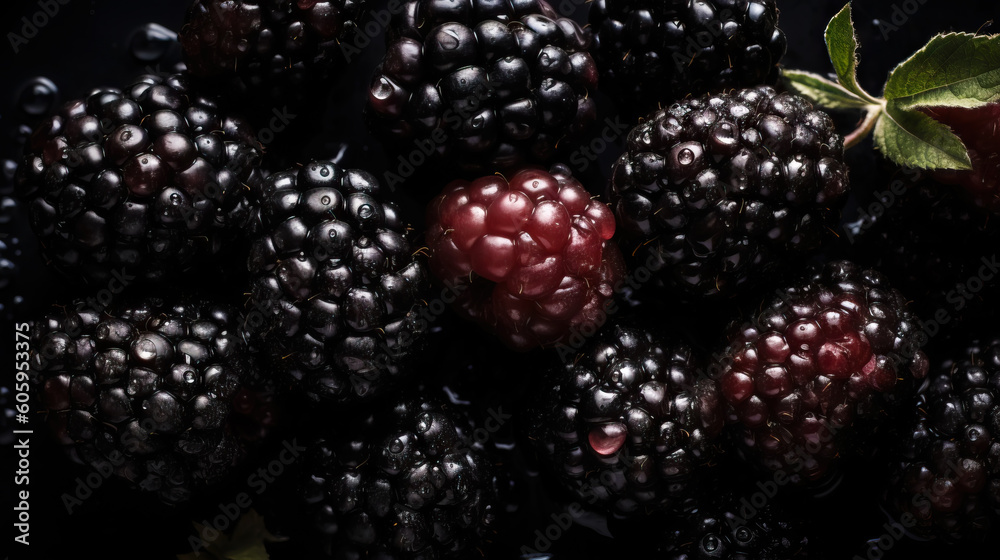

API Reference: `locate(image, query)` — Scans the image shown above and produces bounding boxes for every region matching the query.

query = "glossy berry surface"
[927,104,1000,213]
[181,0,366,108]
[715,261,929,482]
[888,337,1000,542]
[14,72,262,285]
[245,160,431,402]
[301,395,497,558]
[658,494,809,559]
[610,86,848,299]
[526,321,724,516]
[590,0,787,117]
[368,0,599,174]
[426,164,623,350]
[30,297,261,504]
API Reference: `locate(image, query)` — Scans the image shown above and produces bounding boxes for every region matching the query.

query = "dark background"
[1,0,999,559]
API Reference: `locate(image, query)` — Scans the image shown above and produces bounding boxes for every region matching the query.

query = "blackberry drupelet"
[245,160,430,402]
[589,0,787,117]
[368,0,599,175]
[610,86,848,299]
[715,261,929,483]
[425,164,623,350]
[300,394,497,558]
[658,494,809,559]
[30,297,263,504]
[887,337,1000,542]
[14,72,263,285]
[181,0,366,111]
[525,321,724,517]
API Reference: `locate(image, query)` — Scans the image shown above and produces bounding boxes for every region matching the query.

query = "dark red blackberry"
[30,296,265,504]
[14,72,263,285]
[658,494,809,559]
[425,164,623,350]
[610,86,848,299]
[589,0,787,117]
[181,0,366,111]
[887,337,1000,542]
[715,261,929,483]
[525,321,724,517]
[300,394,497,558]
[925,104,1000,213]
[245,160,431,402]
[367,0,599,175]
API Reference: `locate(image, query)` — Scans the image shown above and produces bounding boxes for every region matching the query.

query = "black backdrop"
[1,1,999,558]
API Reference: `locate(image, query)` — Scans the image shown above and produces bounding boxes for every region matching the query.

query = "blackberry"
[525,321,724,517]
[30,296,264,504]
[425,164,623,350]
[181,0,367,113]
[300,394,497,558]
[715,261,929,483]
[14,72,263,285]
[245,160,430,402]
[368,0,599,175]
[610,86,848,299]
[926,104,1000,214]
[846,170,1000,324]
[589,0,787,117]
[887,337,1000,542]
[658,495,809,559]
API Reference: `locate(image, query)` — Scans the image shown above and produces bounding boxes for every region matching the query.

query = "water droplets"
[389,438,404,453]
[358,204,375,219]
[320,195,331,206]
[17,77,58,116]
[129,23,178,62]
[677,148,695,166]
[319,166,331,177]
[416,412,433,433]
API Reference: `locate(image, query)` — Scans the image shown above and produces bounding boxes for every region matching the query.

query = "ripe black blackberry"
[525,321,724,517]
[887,337,1000,542]
[367,0,599,175]
[658,495,809,559]
[846,169,1000,325]
[245,160,430,403]
[589,0,786,117]
[30,296,264,504]
[300,394,497,558]
[181,0,366,113]
[716,261,929,483]
[610,86,848,299]
[14,72,263,286]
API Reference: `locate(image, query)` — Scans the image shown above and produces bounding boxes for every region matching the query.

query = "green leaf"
[884,32,1000,109]
[873,101,973,170]
[178,511,286,560]
[824,3,879,104]
[782,70,873,110]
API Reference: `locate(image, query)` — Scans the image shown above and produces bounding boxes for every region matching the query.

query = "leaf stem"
[844,104,883,149]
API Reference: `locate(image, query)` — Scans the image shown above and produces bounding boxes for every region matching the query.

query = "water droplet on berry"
[237,39,249,53]
[183,370,196,384]
[320,195,331,205]
[389,438,404,453]
[17,77,58,116]
[677,148,695,166]
[703,535,721,552]
[416,412,433,433]
[319,166,331,177]
[588,422,626,456]
[372,77,394,100]
[358,204,374,219]
[129,23,177,62]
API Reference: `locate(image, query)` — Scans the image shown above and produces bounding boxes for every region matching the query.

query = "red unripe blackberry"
[426,164,624,350]
[610,86,848,299]
[715,261,929,482]
[888,337,1000,542]
[926,104,1000,213]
